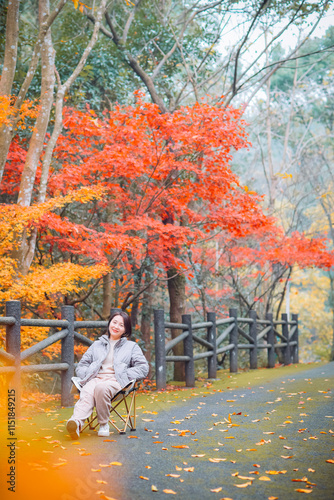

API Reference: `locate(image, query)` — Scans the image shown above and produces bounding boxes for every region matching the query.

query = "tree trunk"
[17,0,55,209]
[167,267,186,381]
[102,272,113,319]
[0,0,20,182]
[265,31,277,212]
[329,272,334,362]
[141,260,154,378]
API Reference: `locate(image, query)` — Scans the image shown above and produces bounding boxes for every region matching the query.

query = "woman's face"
[108,315,126,340]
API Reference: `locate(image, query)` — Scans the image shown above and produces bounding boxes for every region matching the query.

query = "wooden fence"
[0,301,299,411]
[154,308,299,390]
[0,300,105,413]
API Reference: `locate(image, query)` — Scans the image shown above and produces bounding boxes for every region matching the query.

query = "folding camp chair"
[79,379,137,435]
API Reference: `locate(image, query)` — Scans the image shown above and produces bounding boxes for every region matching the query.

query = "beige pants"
[71,376,122,427]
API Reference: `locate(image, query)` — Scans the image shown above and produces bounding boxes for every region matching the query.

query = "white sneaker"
[66,419,80,439]
[98,423,110,437]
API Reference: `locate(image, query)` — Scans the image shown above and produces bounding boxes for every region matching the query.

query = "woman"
[66,311,149,439]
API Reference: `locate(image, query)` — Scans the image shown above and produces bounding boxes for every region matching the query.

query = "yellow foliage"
[0,95,39,130]
[284,268,332,361]
[0,186,108,304]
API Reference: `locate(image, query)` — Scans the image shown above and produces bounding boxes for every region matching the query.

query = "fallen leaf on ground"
[139,476,149,480]
[110,462,122,466]
[151,485,158,492]
[172,445,189,449]
[163,489,177,494]
[266,470,287,475]
[184,467,194,472]
[210,487,222,492]
[295,489,313,493]
[191,454,205,457]
[209,458,226,463]
[325,459,334,463]
[258,476,271,481]
[235,481,252,488]
[166,474,180,478]
[96,480,107,484]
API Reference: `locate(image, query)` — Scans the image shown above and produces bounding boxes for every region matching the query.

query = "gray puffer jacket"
[76,335,149,388]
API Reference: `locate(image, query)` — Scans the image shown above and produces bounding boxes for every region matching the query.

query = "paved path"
[2,363,333,500]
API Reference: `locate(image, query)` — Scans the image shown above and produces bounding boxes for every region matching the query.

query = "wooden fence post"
[207,311,217,379]
[292,313,299,363]
[229,308,238,373]
[154,309,166,390]
[266,312,275,368]
[61,305,74,407]
[282,313,291,365]
[6,300,21,416]
[182,314,195,387]
[249,310,257,369]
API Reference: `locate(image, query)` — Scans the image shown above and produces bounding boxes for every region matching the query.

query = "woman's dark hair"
[107,311,132,338]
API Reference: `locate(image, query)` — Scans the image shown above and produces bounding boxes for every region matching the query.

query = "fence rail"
[0,301,299,411]
[154,308,298,390]
[0,301,115,413]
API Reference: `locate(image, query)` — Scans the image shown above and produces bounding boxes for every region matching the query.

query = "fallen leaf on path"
[191,454,205,457]
[326,459,334,463]
[292,477,308,482]
[295,489,313,493]
[266,470,287,475]
[142,419,154,422]
[172,445,189,449]
[235,481,252,488]
[281,455,294,459]
[163,489,177,494]
[210,487,222,492]
[308,469,315,473]
[139,476,149,480]
[258,476,271,481]
[91,468,101,472]
[110,462,122,466]
[151,485,158,492]
[209,458,226,463]
[184,467,194,472]
[166,474,180,478]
